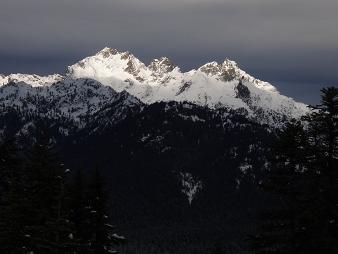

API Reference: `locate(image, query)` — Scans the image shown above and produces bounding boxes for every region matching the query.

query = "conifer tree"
[250,87,338,254]
[303,86,338,253]
[24,127,76,253]
[69,170,92,253]
[87,169,126,254]
[0,139,30,253]
[249,120,311,254]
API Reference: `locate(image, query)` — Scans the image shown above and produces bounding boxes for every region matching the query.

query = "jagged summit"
[65,48,308,124]
[148,57,176,77]
[0,47,309,126]
[97,47,120,57]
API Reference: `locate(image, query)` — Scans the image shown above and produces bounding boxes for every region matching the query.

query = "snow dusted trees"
[250,87,338,254]
[69,169,126,254]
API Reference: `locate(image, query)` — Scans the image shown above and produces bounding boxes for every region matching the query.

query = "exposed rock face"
[235,80,251,104]
[99,47,119,58]
[121,51,133,60]
[176,81,192,96]
[149,57,175,76]
[199,60,237,81]
[125,60,139,76]
[221,60,237,81]
[199,62,222,76]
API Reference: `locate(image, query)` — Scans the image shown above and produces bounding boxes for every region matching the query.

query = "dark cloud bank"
[1,0,337,104]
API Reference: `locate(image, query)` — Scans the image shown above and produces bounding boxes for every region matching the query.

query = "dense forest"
[249,87,338,254]
[0,87,337,254]
[0,130,126,253]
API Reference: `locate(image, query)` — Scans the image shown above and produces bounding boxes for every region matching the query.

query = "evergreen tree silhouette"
[87,169,126,254]
[69,169,92,253]
[0,139,30,253]
[250,87,338,254]
[249,120,311,254]
[24,126,76,253]
[303,86,338,253]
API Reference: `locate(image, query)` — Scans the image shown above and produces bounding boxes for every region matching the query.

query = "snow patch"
[179,171,203,205]
[239,163,252,174]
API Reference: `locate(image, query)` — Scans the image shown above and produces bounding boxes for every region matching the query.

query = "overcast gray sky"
[1,0,337,104]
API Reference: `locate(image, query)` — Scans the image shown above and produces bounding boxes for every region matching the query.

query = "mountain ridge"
[0,47,309,126]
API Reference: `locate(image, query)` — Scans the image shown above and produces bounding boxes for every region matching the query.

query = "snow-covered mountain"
[0,78,141,125]
[0,49,293,232]
[0,73,63,87]
[0,47,309,126]
[66,47,308,125]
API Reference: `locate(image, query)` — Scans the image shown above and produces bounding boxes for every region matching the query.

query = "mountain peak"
[199,60,238,81]
[97,47,120,58]
[148,57,176,77]
[199,61,222,76]
[95,47,139,61]
[66,48,147,84]
[222,58,238,68]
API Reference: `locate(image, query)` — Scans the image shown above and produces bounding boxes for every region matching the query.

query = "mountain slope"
[0,78,142,140]
[0,48,308,127]
[66,47,308,125]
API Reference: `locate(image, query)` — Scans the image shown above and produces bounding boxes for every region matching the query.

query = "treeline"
[249,87,338,253]
[0,129,125,253]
